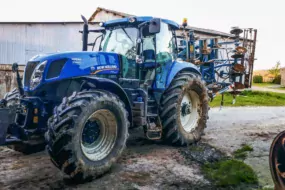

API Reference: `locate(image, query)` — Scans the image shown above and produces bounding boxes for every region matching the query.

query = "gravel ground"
[252,86,285,93]
[0,106,284,189]
[203,106,285,188]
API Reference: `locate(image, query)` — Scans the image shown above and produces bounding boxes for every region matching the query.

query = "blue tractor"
[0,16,209,180]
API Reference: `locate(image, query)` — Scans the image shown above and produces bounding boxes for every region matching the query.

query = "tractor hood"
[24,51,121,91]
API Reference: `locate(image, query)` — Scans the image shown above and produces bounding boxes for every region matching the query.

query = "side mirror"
[149,18,161,34]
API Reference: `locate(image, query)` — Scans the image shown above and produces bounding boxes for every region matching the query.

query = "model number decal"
[96,65,118,70]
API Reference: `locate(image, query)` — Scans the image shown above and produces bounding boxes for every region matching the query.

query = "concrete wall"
[0,64,24,98]
[281,68,285,86]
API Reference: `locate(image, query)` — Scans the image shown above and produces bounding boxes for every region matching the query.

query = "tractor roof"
[102,16,180,30]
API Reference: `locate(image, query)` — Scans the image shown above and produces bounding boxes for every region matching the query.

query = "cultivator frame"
[178,22,257,106]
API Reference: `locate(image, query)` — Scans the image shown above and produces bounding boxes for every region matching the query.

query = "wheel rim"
[81,109,117,161]
[180,90,200,133]
[270,131,285,189]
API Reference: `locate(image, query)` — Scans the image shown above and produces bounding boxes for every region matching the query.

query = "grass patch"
[202,159,258,187]
[233,144,254,160]
[210,90,285,107]
[277,86,285,90]
[259,187,274,190]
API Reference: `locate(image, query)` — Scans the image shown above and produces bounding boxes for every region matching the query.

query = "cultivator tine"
[232,96,236,105]
[219,93,224,111]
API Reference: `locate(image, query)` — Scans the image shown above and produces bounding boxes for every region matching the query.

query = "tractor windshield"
[101,27,138,60]
[101,27,138,78]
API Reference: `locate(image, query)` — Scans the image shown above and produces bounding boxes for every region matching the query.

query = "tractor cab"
[84,16,182,89]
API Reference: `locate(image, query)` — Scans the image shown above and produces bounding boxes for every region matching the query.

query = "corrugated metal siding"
[0,23,96,65]
[0,23,103,98]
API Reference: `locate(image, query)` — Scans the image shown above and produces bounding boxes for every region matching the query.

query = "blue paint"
[25,51,120,91]
[165,60,200,88]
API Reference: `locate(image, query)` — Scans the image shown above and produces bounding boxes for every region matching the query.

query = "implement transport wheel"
[269,131,285,190]
[159,71,209,146]
[46,90,129,181]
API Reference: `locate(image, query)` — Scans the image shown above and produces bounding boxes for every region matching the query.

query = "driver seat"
[143,49,156,69]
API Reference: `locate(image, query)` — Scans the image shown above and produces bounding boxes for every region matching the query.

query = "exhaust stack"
[81,15,89,51]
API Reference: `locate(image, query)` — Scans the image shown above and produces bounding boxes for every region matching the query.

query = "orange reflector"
[190,45,194,52]
[182,18,188,27]
[33,116,38,123]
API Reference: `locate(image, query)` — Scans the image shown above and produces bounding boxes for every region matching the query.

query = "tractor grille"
[24,61,40,87]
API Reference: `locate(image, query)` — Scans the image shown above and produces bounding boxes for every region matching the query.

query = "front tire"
[160,71,209,146]
[46,90,129,181]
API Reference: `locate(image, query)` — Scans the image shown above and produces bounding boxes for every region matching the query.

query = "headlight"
[30,60,47,90]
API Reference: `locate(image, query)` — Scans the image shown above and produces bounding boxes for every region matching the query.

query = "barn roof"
[182,26,234,38]
[88,7,235,38]
[88,7,134,22]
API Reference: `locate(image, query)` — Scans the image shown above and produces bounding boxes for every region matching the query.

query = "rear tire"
[159,71,209,146]
[46,90,129,181]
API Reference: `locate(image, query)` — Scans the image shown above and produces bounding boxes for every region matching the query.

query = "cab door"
[153,22,176,90]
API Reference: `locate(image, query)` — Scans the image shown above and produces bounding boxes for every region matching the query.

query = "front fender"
[74,76,133,127]
[166,60,201,88]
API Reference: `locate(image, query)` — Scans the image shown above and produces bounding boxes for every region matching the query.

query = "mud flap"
[0,108,15,145]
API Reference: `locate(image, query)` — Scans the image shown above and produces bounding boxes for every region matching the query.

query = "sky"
[0,0,283,70]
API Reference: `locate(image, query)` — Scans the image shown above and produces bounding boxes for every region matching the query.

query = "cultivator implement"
[178,21,257,108]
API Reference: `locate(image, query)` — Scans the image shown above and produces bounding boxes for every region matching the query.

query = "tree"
[268,61,281,78]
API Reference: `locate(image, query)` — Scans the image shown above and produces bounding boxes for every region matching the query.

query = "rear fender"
[166,61,201,88]
[74,76,133,127]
